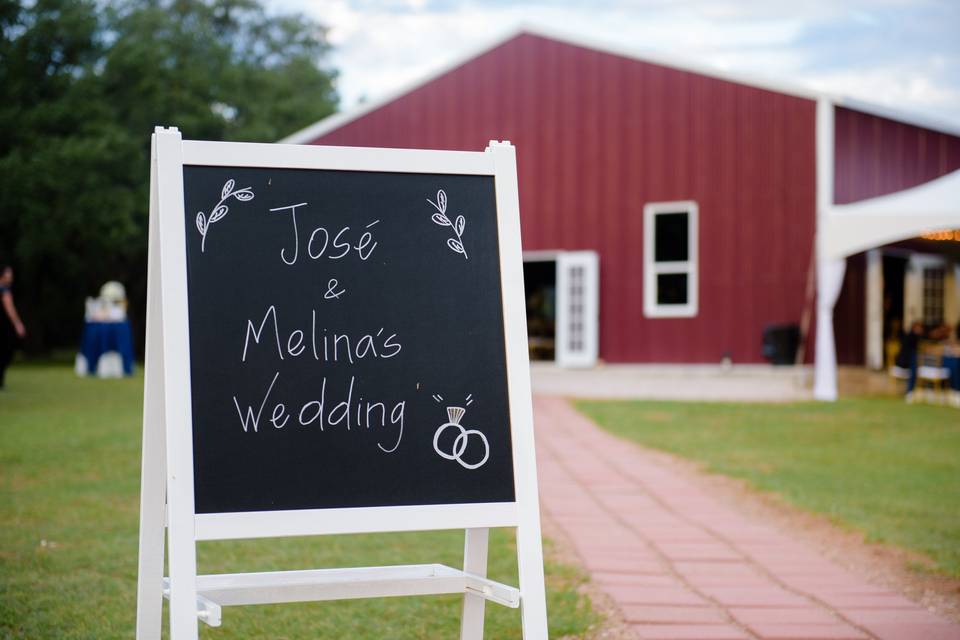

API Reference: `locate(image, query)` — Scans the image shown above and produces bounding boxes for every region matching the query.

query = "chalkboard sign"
[138,132,547,639]
[182,167,516,513]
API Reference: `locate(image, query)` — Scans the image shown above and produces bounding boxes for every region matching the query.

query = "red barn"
[282,28,960,397]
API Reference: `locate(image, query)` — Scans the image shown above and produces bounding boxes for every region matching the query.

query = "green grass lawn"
[0,366,595,639]
[576,397,960,578]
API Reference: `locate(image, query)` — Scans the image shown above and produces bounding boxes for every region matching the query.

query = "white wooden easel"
[135,127,549,639]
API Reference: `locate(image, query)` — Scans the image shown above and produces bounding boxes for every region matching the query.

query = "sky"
[272,0,960,130]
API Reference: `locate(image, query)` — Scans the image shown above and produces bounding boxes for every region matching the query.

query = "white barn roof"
[281,25,960,144]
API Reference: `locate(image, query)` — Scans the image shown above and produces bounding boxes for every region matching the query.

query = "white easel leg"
[154,126,200,640]
[516,521,549,639]
[460,527,490,640]
[166,493,199,639]
[136,134,168,640]
[485,139,550,637]
[134,390,167,640]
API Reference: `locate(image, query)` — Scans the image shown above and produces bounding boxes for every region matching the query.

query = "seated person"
[929,322,951,341]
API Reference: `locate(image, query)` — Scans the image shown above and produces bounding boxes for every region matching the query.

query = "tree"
[0,0,338,352]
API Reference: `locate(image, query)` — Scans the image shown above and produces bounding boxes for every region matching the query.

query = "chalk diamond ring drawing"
[432,406,489,470]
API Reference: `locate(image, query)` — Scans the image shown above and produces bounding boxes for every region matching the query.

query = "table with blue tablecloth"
[77,320,135,377]
[944,354,960,391]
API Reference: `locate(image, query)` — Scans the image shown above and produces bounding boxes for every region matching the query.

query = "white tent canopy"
[821,170,960,261]
[814,168,960,400]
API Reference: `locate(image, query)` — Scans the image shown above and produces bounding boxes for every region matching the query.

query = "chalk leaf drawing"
[427,189,468,259]
[196,179,255,252]
[432,394,487,470]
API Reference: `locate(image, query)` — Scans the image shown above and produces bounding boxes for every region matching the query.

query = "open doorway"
[523,259,556,362]
[523,251,599,367]
[882,253,907,367]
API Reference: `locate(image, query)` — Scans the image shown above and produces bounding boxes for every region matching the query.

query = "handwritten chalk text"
[232,371,405,453]
[241,305,402,364]
[270,202,380,266]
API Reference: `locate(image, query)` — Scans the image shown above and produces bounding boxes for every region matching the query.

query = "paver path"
[533,396,960,640]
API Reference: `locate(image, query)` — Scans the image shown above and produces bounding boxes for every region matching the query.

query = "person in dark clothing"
[895,321,924,396]
[0,265,26,389]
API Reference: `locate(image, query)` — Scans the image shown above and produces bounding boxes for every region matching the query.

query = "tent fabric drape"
[813,257,847,401]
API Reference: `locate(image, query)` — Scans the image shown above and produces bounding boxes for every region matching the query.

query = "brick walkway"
[534,396,960,640]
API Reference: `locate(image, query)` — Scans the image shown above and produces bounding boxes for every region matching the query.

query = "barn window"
[644,201,698,318]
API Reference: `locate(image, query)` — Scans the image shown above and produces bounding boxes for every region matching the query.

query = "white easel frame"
[136,127,548,639]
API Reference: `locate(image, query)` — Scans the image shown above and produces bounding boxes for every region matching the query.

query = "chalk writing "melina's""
[242,305,401,363]
[269,202,379,266]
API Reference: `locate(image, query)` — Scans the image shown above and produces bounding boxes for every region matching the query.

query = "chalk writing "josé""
[269,202,379,266]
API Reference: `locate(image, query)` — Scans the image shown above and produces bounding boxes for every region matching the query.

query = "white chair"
[917,352,950,404]
[889,365,910,380]
[889,364,911,399]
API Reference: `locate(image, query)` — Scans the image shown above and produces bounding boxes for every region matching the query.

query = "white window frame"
[643,201,698,318]
[906,253,946,326]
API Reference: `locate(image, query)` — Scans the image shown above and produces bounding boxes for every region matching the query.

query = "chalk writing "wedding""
[269,202,379,266]
[233,372,405,453]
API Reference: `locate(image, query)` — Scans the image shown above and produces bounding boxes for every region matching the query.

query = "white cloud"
[805,62,960,120]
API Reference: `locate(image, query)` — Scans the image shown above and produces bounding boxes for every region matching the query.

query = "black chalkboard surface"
[182,166,515,514]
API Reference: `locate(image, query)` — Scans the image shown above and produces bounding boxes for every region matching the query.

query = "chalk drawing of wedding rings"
[433,406,489,470]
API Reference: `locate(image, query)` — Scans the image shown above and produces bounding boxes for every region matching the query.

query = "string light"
[920,230,960,242]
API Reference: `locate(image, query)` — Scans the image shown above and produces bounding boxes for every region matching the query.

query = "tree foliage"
[0,0,338,352]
